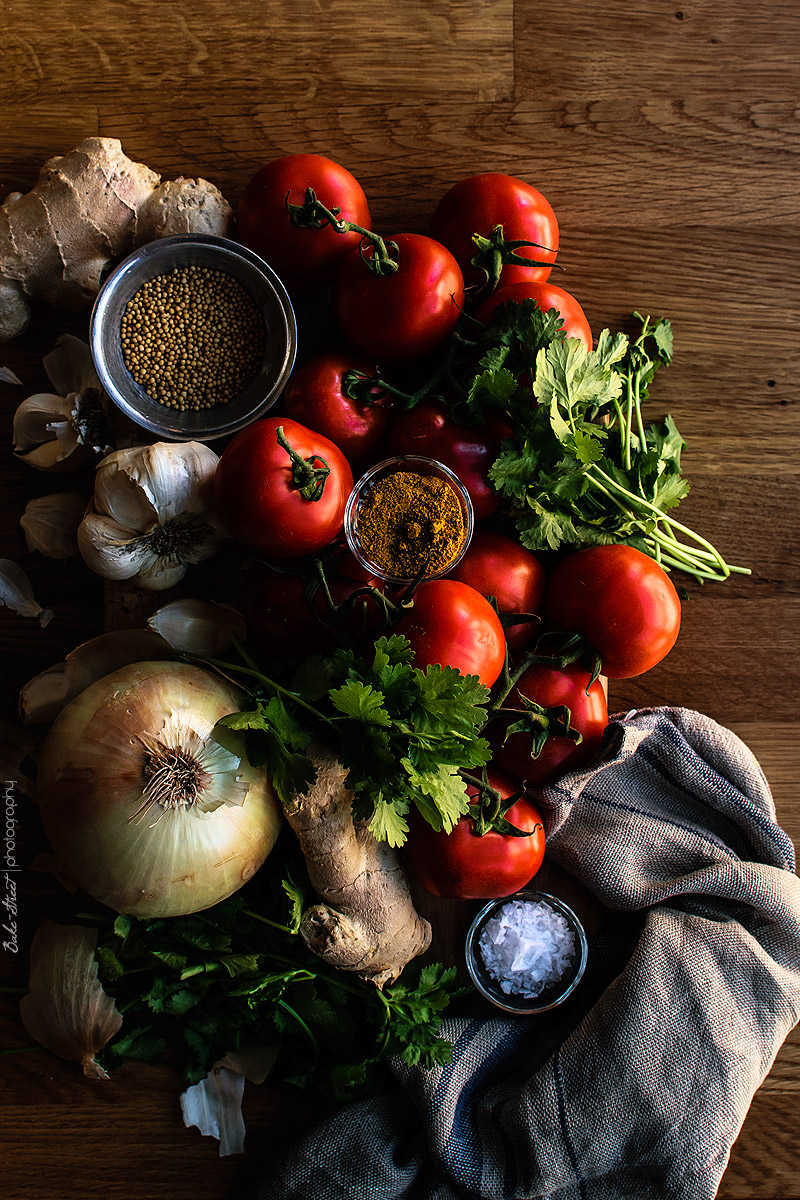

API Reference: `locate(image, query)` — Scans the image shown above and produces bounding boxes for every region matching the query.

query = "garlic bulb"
[78,441,227,590]
[20,920,123,1080]
[20,492,87,558]
[12,335,117,471]
[35,660,283,917]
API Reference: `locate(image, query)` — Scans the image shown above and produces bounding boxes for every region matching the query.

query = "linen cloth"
[255,706,800,1200]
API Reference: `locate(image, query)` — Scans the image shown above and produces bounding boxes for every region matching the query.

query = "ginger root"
[283,748,432,989]
[0,137,234,341]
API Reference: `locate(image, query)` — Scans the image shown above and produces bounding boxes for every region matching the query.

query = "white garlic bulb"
[78,441,228,591]
[12,335,117,471]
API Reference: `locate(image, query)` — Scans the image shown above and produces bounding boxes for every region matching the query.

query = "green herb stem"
[197,654,336,727]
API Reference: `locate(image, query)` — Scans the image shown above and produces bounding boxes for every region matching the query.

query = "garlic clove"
[135,552,188,592]
[20,492,87,559]
[77,511,152,581]
[20,920,123,1080]
[20,628,171,726]
[12,393,75,452]
[0,365,22,384]
[123,441,220,522]
[147,599,246,656]
[94,450,159,531]
[0,558,53,625]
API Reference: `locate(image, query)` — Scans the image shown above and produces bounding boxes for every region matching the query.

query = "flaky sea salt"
[477,898,577,997]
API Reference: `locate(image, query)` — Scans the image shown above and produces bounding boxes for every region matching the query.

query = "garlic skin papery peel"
[20,920,122,1079]
[35,661,283,918]
[78,441,228,590]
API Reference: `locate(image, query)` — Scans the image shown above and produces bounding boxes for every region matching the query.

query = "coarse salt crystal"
[477,898,578,997]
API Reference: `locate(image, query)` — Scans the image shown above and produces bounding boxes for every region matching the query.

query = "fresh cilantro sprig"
[94,848,466,1096]
[210,634,492,848]
[465,303,749,583]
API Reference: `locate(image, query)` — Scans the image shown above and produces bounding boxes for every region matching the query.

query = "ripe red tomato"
[393,579,506,688]
[491,661,608,785]
[335,233,465,362]
[386,402,511,520]
[430,173,559,290]
[403,771,545,899]
[213,416,353,557]
[446,531,545,652]
[237,153,371,294]
[281,353,393,468]
[244,551,386,656]
[546,544,681,678]
[475,281,593,351]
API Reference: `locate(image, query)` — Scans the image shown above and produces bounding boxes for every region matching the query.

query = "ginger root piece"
[283,748,432,989]
[0,138,234,341]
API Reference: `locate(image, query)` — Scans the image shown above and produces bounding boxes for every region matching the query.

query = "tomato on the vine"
[281,353,393,468]
[546,544,681,678]
[403,770,545,899]
[393,579,506,688]
[430,172,559,290]
[212,416,353,557]
[447,531,545,652]
[244,550,386,656]
[386,402,511,520]
[237,153,371,294]
[335,233,465,362]
[475,281,593,351]
[491,661,608,785]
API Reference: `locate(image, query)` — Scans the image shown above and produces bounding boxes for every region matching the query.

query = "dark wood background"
[1,1,799,1196]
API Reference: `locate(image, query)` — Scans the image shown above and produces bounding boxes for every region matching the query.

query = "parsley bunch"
[94,845,464,1095]
[211,634,492,847]
[464,304,748,583]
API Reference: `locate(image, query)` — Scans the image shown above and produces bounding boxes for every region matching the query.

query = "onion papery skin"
[36,661,282,918]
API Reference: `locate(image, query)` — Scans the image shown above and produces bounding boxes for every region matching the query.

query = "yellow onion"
[36,661,282,917]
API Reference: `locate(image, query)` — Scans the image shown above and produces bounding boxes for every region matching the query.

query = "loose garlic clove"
[20,493,87,559]
[19,920,123,1080]
[147,598,247,657]
[78,441,227,591]
[0,558,53,625]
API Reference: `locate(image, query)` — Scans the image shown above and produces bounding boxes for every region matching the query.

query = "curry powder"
[357,470,466,578]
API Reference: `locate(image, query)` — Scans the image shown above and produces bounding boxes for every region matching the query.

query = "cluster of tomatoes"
[211,153,682,900]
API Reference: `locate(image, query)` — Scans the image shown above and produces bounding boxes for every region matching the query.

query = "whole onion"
[36,661,283,917]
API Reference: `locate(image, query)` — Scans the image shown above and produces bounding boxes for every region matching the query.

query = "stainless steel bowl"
[465,889,589,1015]
[90,234,297,442]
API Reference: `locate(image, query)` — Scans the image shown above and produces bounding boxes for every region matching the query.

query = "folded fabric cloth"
[254,707,800,1200]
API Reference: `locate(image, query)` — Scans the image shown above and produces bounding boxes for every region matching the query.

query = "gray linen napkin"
[254,706,800,1200]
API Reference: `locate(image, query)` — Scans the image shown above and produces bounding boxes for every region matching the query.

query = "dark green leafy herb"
[463,304,748,583]
[212,635,492,847]
[95,843,467,1096]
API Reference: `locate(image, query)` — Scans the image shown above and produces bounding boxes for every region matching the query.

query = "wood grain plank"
[0,0,513,106]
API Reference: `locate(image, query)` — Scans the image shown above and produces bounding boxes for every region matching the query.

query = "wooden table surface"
[1,2,799,1197]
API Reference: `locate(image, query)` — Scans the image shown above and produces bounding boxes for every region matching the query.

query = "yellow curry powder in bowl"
[344,455,474,584]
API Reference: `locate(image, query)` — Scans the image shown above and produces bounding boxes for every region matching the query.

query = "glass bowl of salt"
[465,890,588,1014]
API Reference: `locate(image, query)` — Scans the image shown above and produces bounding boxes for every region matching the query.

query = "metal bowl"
[465,889,588,1015]
[90,234,297,442]
[343,454,474,585]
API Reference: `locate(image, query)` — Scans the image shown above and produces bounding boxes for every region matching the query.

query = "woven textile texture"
[255,707,800,1200]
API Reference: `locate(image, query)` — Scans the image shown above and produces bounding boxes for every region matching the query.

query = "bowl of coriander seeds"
[90,234,297,441]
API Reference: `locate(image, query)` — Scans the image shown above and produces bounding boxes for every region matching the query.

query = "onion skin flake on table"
[4,146,752,1133]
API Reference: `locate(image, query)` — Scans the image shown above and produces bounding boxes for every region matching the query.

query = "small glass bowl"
[465,889,589,1015]
[344,455,474,585]
[90,233,297,442]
